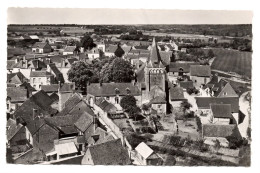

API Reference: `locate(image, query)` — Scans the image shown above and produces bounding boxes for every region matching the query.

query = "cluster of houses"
[6,34,243,165]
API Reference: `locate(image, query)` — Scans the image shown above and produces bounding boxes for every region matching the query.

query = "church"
[136,38,168,114]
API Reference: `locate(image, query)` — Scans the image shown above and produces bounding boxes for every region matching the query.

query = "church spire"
[150,37,162,64]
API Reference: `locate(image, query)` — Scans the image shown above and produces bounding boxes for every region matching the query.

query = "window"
[38,78,41,83]
[7,104,9,110]
[39,85,41,89]
[106,96,110,100]
[33,85,36,88]
[224,92,227,96]
[158,105,161,108]
[33,78,36,83]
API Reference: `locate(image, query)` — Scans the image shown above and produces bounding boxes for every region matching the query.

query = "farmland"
[203,48,252,79]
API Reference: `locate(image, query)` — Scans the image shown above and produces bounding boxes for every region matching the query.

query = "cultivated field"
[204,48,252,79]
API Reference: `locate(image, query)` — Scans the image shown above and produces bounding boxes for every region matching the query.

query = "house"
[63,46,77,55]
[202,124,241,147]
[105,45,118,57]
[12,58,48,79]
[205,76,238,98]
[30,70,55,90]
[7,72,28,86]
[57,83,76,111]
[32,42,52,54]
[190,65,211,87]
[7,87,28,113]
[41,84,59,95]
[96,43,106,52]
[195,97,240,124]
[169,62,200,77]
[148,96,167,115]
[6,118,33,153]
[209,104,233,125]
[86,47,100,60]
[81,139,131,165]
[179,81,194,91]
[87,83,141,107]
[135,142,163,165]
[46,142,79,161]
[169,86,187,108]
[29,35,40,41]
[7,60,16,73]
[46,63,65,83]
[121,45,132,55]
[13,90,58,125]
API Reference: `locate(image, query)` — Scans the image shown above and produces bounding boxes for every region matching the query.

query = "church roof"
[150,38,162,64]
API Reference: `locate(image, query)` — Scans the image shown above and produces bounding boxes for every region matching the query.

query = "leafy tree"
[100,57,134,83]
[180,100,192,114]
[207,49,215,58]
[67,61,94,89]
[129,106,141,121]
[114,45,125,57]
[120,95,137,111]
[142,104,150,115]
[80,33,96,51]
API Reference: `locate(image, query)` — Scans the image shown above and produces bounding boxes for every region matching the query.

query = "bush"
[187,87,199,95]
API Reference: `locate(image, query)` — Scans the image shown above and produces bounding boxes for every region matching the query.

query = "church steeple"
[150,37,162,64]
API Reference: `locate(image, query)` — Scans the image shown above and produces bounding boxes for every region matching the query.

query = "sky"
[7,8,253,25]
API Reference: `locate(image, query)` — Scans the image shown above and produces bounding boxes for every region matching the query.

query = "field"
[204,48,252,79]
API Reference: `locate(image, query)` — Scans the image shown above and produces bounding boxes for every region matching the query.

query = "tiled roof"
[169,62,200,73]
[30,71,53,77]
[49,93,59,102]
[179,81,194,89]
[150,38,161,64]
[95,98,117,113]
[48,63,64,82]
[7,87,28,102]
[105,45,118,53]
[159,51,172,65]
[149,96,166,104]
[7,60,16,70]
[14,90,57,124]
[7,72,27,84]
[64,46,76,52]
[87,83,141,97]
[45,114,82,134]
[134,45,149,50]
[210,104,232,118]
[195,97,239,113]
[190,65,211,77]
[74,112,93,132]
[169,87,186,101]
[121,46,132,53]
[84,139,131,165]
[20,82,37,93]
[6,118,24,141]
[32,42,48,49]
[59,83,75,92]
[41,84,59,93]
[135,142,153,159]
[202,124,241,139]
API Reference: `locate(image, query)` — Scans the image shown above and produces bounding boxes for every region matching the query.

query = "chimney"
[93,114,97,133]
[32,108,38,120]
[16,117,20,125]
[25,59,28,68]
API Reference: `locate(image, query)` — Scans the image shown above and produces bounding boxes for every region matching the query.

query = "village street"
[238,91,250,139]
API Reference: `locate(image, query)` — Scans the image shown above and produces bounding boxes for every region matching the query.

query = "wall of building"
[58,91,74,111]
[151,103,166,114]
[81,149,94,165]
[190,76,210,88]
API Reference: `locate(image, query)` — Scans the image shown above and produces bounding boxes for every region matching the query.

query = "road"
[238,91,250,139]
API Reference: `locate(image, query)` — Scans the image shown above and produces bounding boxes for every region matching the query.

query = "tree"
[67,61,94,90]
[128,106,141,121]
[142,104,150,115]
[114,45,125,57]
[207,49,215,58]
[180,100,192,115]
[100,57,134,83]
[120,95,137,111]
[80,33,96,51]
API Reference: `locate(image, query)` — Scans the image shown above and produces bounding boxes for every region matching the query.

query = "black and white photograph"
[1,1,259,171]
